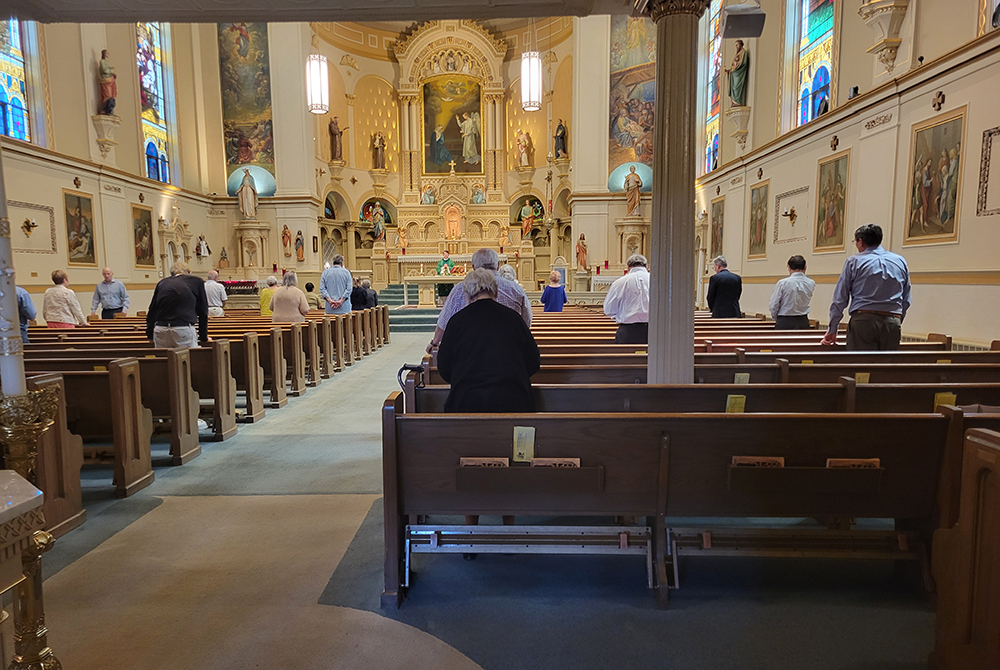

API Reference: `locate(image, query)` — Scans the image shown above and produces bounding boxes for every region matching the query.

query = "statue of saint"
[219,247,230,269]
[554,120,568,159]
[396,226,408,251]
[575,233,588,271]
[421,185,435,205]
[499,220,511,245]
[197,235,211,258]
[282,225,292,257]
[520,201,535,238]
[371,201,386,241]
[724,40,750,108]
[98,49,117,116]
[515,129,531,167]
[471,184,486,204]
[295,231,305,262]
[236,169,258,220]
[624,165,642,216]
[329,116,347,162]
[372,132,386,170]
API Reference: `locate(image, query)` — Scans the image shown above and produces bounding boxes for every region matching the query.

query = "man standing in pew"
[604,253,650,344]
[145,262,209,349]
[822,223,911,351]
[204,269,227,317]
[90,267,130,319]
[768,255,815,329]
[707,255,742,318]
[320,254,353,316]
[42,269,87,328]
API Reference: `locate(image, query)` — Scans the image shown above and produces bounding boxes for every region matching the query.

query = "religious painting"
[422,76,482,175]
[63,190,97,267]
[608,15,656,185]
[904,107,965,246]
[710,196,725,259]
[748,181,768,260]
[131,204,155,268]
[218,22,277,197]
[814,149,850,253]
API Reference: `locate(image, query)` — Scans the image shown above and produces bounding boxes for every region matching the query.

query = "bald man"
[91,267,130,319]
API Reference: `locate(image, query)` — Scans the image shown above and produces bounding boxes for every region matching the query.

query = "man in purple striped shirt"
[821,224,911,351]
[426,248,531,354]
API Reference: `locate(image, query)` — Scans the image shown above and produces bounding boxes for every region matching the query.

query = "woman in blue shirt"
[540,271,567,312]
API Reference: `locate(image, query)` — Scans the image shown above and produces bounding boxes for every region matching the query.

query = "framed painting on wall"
[710,196,724,260]
[63,189,97,267]
[904,106,965,246]
[132,204,155,268]
[814,148,850,253]
[422,75,483,175]
[748,180,768,260]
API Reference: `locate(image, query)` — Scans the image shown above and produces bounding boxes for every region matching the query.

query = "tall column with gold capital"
[643,0,710,384]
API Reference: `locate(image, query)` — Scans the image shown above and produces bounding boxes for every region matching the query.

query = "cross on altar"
[448,159,457,173]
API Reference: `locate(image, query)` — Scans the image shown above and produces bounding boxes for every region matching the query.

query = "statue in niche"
[370,201,386,241]
[98,49,117,115]
[282,225,292,257]
[196,235,211,258]
[445,52,457,71]
[328,116,347,162]
[471,184,486,205]
[421,185,436,205]
[725,40,750,108]
[520,201,535,239]
[554,119,568,159]
[575,233,588,271]
[445,207,462,239]
[237,168,258,220]
[515,129,531,167]
[624,165,643,216]
[395,226,408,251]
[371,132,386,170]
[219,247,230,269]
[295,230,305,262]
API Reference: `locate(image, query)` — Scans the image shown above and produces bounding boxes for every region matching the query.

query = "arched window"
[795,0,834,128]
[137,22,171,183]
[703,0,722,174]
[799,88,811,125]
[0,19,31,141]
[324,194,337,219]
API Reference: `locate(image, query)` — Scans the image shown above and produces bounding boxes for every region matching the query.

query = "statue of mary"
[237,169,258,220]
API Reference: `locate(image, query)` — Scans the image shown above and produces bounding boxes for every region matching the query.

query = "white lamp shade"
[520,51,542,112]
[306,54,329,115]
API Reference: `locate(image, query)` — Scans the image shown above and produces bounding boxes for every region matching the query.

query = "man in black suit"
[707,255,742,318]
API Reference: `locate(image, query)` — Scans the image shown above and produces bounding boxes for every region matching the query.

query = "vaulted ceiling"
[14,0,632,24]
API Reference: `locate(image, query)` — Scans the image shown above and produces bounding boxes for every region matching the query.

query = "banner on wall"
[608,15,656,191]
[218,22,277,197]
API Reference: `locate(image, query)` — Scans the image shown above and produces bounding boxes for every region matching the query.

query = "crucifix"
[448,159,457,173]
[830,135,839,151]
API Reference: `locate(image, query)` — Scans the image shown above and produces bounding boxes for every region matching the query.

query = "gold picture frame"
[421,74,484,176]
[62,189,98,267]
[903,106,966,247]
[710,195,725,260]
[748,180,769,260]
[131,204,155,268]
[813,148,850,254]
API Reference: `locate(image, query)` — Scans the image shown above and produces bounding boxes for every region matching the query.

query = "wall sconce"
[781,207,798,226]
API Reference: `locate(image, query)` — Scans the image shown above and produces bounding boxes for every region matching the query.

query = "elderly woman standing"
[269,272,309,323]
[540,270,568,312]
[437,268,540,413]
[43,270,87,328]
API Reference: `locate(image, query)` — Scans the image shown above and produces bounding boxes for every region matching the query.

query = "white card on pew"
[734,372,750,384]
[513,426,535,463]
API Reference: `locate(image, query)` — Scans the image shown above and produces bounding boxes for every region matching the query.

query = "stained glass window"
[137,22,170,183]
[0,18,31,141]
[705,0,722,173]
[796,0,834,127]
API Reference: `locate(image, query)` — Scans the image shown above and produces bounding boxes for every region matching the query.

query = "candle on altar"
[272,263,278,273]
[604,259,609,269]
[596,266,601,275]
[420,263,424,275]
[401,248,406,255]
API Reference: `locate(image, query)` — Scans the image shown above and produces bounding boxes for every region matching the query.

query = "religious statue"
[554,119,568,159]
[445,207,462,239]
[471,184,486,204]
[196,235,211,258]
[371,201,386,241]
[295,230,305,262]
[371,132,386,170]
[624,164,643,216]
[725,40,750,108]
[329,116,347,162]
[515,129,531,167]
[395,225,408,251]
[219,246,230,269]
[499,220,511,244]
[430,124,452,167]
[98,49,117,115]
[575,233,588,271]
[237,169,258,219]
[282,225,292,257]
[520,200,535,239]
[445,52,457,72]
[421,185,436,205]
[456,113,481,165]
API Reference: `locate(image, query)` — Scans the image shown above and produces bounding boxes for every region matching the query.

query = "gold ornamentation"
[340,55,359,70]
[639,0,712,21]
[0,386,58,484]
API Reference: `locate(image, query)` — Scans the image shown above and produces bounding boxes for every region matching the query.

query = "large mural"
[423,75,482,175]
[608,15,656,189]
[218,22,276,197]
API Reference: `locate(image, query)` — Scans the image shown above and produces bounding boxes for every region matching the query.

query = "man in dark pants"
[707,255,742,318]
[822,223,911,350]
[768,255,815,329]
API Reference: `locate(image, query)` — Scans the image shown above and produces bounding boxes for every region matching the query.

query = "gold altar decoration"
[0,386,58,484]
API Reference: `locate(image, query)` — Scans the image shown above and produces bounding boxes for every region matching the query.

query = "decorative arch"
[352,75,398,172]
[553,188,571,219]
[322,188,350,220]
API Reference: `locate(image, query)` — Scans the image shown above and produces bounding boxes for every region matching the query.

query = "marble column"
[0,143,26,395]
[644,0,710,384]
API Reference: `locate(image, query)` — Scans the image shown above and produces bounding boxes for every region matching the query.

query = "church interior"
[0,0,998,667]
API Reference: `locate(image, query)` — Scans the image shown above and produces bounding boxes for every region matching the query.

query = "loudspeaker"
[721,3,767,39]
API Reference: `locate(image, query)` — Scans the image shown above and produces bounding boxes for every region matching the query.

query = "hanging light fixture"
[521,20,542,112]
[306,54,329,115]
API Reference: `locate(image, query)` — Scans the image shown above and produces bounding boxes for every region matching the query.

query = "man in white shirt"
[204,269,228,317]
[768,255,816,329]
[603,253,650,344]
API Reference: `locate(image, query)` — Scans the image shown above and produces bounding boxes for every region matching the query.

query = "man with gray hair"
[426,247,531,354]
[320,254,353,315]
[361,278,378,309]
[145,261,209,348]
[205,269,227,317]
[91,267,130,319]
[603,253,650,344]
[707,254,742,318]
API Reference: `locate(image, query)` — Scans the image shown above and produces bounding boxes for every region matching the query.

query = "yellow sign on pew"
[933,392,958,411]
[513,426,535,463]
[801,360,813,365]
[725,395,746,413]
[936,359,952,364]
[734,373,750,384]
[855,372,871,384]
[93,365,107,372]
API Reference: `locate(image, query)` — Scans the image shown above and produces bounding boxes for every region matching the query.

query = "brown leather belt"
[853,310,901,318]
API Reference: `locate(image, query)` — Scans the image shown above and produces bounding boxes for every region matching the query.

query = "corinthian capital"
[637,0,712,22]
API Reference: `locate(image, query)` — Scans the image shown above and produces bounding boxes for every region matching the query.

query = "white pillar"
[645,1,710,384]
[401,99,410,152]
[0,143,27,396]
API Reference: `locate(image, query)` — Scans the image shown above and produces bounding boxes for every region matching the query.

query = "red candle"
[596,267,601,275]
[402,248,406,255]
[272,263,277,273]
[604,260,609,269]
[500,246,504,253]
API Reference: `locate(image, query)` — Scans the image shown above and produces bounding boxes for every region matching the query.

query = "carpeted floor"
[41,332,935,669]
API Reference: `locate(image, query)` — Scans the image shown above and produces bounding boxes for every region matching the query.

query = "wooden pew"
[382,393,952,607]
[782,362,1000,385]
